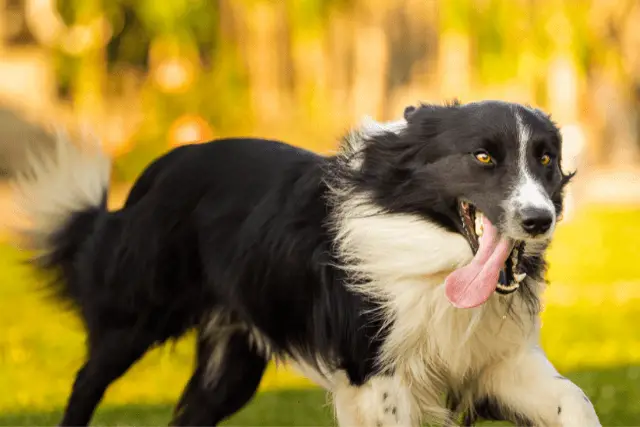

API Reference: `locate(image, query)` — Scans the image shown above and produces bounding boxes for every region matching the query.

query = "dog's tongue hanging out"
[445,217,513,308]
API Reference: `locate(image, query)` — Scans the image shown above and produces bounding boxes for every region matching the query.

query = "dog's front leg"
[332,374,419,427]
[477,347,600,426]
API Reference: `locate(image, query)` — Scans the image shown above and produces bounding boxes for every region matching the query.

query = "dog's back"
[17,136,322,326]
[13,134,329,425]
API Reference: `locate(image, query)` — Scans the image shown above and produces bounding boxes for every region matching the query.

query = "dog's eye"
[474,151,493,165]
[540,153,552,166]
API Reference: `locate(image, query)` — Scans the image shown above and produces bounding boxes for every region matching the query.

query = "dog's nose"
[520,207,553,236]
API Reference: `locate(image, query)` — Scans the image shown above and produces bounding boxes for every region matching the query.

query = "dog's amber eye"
[475,152,493,164]
[540,154,551,166]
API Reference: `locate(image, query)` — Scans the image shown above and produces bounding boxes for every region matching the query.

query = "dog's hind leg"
[59,328,154,426]
[170,331,267,426]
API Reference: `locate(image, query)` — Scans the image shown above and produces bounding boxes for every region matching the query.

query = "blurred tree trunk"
[545,7,579,125]
[286,0,330,121]
[436,0,470,100]
[240,0,282,124]
[584,0,640,168]
[385,0,437,117]
[350,0,389,121]
[325,4,354,127]
[73,0,105,130]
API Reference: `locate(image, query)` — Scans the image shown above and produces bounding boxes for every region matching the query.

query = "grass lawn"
[1,204,639,426]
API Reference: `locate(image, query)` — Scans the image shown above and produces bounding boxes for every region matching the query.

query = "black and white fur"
[13,101,600,426]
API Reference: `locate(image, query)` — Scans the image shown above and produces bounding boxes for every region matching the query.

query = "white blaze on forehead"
[513,112,555,212]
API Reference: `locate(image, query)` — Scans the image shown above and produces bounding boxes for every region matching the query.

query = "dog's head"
[344,100,572,307]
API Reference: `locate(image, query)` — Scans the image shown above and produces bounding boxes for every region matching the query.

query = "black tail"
[12,128,111,305]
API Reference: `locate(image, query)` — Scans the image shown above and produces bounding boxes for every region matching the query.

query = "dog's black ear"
[405,100,460,123]
[560,169,576,188]
[531,107,549,117]
[404,102,458,141]
[552,168,576,221]
[531,107,557,125]
[404,105,417,121]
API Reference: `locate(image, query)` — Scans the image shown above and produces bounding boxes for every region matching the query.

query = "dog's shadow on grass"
[1,365,638,426]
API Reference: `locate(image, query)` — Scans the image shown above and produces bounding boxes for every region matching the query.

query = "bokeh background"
[1,0,640,425]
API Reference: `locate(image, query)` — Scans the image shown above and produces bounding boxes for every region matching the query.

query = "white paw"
[333,375,416,427]
[364,389,411,427]
[557,387,601,427]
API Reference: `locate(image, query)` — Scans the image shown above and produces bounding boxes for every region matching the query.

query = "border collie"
[13,100,601,426]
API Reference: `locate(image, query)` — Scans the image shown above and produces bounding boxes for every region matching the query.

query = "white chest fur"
[329,195,541,415]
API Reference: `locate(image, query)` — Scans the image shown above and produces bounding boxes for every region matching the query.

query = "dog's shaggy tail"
[12,128,111,303]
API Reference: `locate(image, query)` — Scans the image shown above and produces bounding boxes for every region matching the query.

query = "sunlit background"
[0,0,639,425]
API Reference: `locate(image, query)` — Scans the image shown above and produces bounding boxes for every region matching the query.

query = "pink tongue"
[445,217,513,308]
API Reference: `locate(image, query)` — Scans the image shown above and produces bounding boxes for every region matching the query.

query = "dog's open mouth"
[457,201,526,295]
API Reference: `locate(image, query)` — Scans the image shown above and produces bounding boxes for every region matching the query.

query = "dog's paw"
[368,390,411,427]
[333,376,417,427]
[377,395,401,427]
[556,386,601,427]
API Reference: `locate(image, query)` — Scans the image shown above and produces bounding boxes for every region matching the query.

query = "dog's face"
[355,100,572,293]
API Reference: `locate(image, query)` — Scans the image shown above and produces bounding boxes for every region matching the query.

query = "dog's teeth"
[475,213,484,236]
[514,272,527,283]
[496,282,519,291]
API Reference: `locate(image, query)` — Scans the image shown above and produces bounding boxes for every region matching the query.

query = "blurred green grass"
[0,204,639,425]
[0,390,335,426]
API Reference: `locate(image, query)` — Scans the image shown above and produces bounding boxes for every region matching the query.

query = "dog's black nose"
[520,208,553,235]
